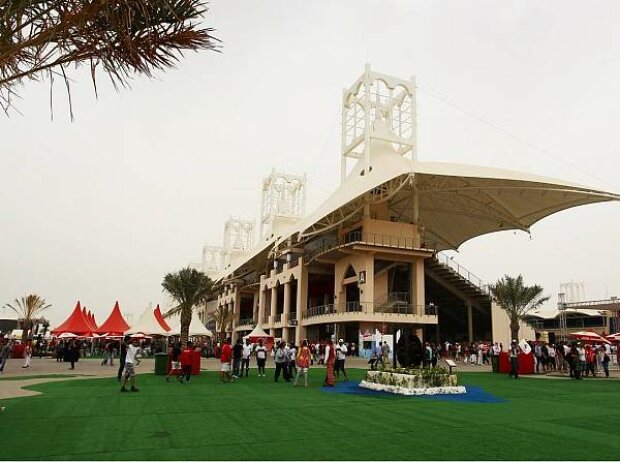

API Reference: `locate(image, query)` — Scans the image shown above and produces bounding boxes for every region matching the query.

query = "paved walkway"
[4,357,616,399]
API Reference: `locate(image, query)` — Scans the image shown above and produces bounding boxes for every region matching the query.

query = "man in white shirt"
[241,339,253,377]
[334,339,348,381]
[120,338,141,392]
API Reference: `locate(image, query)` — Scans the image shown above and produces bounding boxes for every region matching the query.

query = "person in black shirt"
[117,341,127,382]
[232,339,243,378]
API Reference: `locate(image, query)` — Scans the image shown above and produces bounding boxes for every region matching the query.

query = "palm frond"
[0,0,220,116]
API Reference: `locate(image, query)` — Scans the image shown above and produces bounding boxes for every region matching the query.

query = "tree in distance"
[489,274,549,342]
[162,267,214,347]
[4,294,52,342]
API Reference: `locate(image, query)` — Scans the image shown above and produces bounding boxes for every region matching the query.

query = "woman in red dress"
[293,339,312,387]
[323,339,336,387]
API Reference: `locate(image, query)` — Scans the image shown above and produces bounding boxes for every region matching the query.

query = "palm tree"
[489,275,549,342]
[0,0,220,116]
[162,267,214,347]
[207,305,233,341]
[4,294,52,342]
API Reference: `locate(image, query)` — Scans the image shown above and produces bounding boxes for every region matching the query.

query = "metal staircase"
[425,253,491,303]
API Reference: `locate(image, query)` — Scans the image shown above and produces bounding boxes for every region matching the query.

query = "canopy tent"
[96,301,130,336]
[166,311,213,337]
[128,305,171,336]
[154,305,171,331]
[605,333,620,342]
[243,325,274,350]
[82,307,97,332]
[52,301,96,335]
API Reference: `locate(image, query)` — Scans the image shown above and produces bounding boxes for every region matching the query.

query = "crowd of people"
[1,334,617,386]
[160,337,352,388]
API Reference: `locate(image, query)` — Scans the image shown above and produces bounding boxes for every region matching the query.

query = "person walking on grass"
[334,339,348,381]
[117,341,127,382]
[232,339,243,379]
[166,342,182,383]
[293,340,312,388]
[255,339,267,377]
[241,339,252,377]
[120,339,141,392]
[180,342,194,383]
[274,342,289,382]
[220,338,233,383]
[323,338,336,387]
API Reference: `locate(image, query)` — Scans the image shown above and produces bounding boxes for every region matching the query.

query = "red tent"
[52,301,95,335]
[89,312,98,330]
[154,304,171,332]
[96,301,130,336]
[82,307,98,332]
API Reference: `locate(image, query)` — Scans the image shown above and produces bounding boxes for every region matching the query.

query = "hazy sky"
[2,0,620,325]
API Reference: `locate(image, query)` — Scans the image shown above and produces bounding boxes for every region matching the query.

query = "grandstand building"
[210,66,620,351]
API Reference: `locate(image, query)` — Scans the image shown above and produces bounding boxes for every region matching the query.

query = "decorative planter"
[359,370,466,396]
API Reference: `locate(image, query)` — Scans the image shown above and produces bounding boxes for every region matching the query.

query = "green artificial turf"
[0,369,619,460]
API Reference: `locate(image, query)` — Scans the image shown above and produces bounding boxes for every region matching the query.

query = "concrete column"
[467,304,474,343]
[258,277,266,327]
[270,286,277,337]
[283,281,291,342]
[252,291,259,324]
[296,261,308,345]
[411,258,425,315]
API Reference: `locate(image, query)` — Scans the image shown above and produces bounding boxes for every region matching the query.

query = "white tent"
[166,311,213,337]
[128,306,171,336]
[243,325,272,339]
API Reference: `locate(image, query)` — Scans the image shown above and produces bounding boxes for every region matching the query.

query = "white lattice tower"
[223,217,255,253]
[202,245,224,277]
[341,64,417,182]
[260,169,307,240]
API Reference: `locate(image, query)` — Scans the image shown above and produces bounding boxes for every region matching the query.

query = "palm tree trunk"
[21,319,31,342]
[180,306,192,348]
[510,317,520,343]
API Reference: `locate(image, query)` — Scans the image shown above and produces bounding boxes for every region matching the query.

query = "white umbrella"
[605,333,620,342]
[569,331,611,344]
[58,332,79,339]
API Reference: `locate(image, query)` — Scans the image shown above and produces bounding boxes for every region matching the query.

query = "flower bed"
[359,368,466,396]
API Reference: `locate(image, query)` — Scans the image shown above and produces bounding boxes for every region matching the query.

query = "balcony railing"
[238,318,254,326]
[306,231,431,263]
[303,303,438,319]
[273,314,282,323]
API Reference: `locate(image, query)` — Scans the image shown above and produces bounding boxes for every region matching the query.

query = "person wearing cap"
[508,340,520,379]
[254,339,267,377]
[334,339,348,381]
[241,339,253,377]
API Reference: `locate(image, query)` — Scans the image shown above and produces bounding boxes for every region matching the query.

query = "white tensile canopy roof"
[166,311,213,337]
[128,306,171,336]
[219,138,619,280]
[279,139,620,251]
